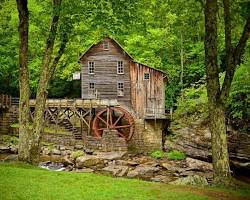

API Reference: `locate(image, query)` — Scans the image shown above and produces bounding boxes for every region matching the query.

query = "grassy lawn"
[0,163,249,200]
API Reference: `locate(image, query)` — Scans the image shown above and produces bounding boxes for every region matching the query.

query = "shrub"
[150,150,166,159]
[226,64,250,131]
[167,150,185,160]
[71,150,84,159]
[174,84,208,119]
[1,135,19,145]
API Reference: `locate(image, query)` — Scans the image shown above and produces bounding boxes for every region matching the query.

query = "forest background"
[0,0,249,130]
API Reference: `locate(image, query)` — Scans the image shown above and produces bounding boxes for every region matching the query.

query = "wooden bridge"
[29,99,128,140]
[1,96,169,141]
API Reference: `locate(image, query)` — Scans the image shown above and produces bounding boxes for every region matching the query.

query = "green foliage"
[226,61,250,130]
[167,150,186,160]
[150,150,166,159]
[174,83,208,120]
[70,151,85,160]
[0,135,19,145]
[174,58,250,131]
[0,0,249,121]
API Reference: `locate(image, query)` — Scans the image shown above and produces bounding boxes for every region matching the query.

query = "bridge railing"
[0,94,12,108]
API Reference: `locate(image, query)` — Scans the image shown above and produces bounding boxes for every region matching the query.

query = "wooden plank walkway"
[29,99,119,108]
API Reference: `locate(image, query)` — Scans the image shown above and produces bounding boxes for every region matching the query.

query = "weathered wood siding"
[130,63,166,118]
[80,38,131,108]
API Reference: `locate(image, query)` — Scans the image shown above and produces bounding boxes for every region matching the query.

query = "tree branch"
[49,32,68,79]
[220,15,250,101]
[234,16,250,66]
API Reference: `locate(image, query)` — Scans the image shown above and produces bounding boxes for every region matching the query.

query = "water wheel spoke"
[97,116,108,126]
[109,107,113,126]
[93,107,135,141]
[114,124,132,129]
[113,113,125,126]
[117,130,127,139]
[97,127,107,131]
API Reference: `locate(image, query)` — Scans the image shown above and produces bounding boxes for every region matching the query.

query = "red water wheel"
[92,107,135,141]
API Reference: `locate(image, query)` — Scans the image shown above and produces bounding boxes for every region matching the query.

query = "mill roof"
[79,36,168,77]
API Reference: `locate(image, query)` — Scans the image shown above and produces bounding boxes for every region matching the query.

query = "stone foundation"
[128,119,163,152]
[84,130,128,152]
[42,133,76,146]
[0,105,18,135]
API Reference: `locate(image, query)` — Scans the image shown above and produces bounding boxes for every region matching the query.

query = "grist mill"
[0,36,169,152]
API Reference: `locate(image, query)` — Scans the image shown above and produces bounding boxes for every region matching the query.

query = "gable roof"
[79,36,167,77]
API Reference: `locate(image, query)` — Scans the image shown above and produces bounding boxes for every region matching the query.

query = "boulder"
[51,149,61,155]
[42,147,50,155]
[161,163,184,173]
[84,148,94,155]
[167,122,250,173]
[169,175,208,186]
[65,165,74,171]
[10,147,18,154]
[186,157,213,172]
[115,160,139,167]
[59,146,66,151]
[231,160,250,170]
[74,144,84,150]
[150,175,174,183]
[95,151,127,160]
[0,145,10,153]
[127,165,160,178]
[73,168,94,173]
[102,164,129,177]
[3,154,18,162]
[75,155,105,169]
[62,156,74,166]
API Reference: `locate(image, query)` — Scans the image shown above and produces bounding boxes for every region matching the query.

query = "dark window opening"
[117,81,124,96]
[144,73,150,80]
[89,82,95,90]
[117,61,124,74]
[88,61,95,74]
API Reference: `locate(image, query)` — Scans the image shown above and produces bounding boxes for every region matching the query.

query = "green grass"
[0,163,249,200]
[167,150,186,160]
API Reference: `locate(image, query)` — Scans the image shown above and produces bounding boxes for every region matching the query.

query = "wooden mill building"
[78,37,168,151]
[0,37,168,152]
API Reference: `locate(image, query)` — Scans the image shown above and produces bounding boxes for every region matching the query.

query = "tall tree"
[16,0,31,161]
[29,0,63,164]
[204,0,250,185]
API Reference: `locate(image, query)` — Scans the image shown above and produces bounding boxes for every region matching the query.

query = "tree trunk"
[204,0,231,185]
[29,0,62,164]
[16,0,31,162]
[208,101,231,184]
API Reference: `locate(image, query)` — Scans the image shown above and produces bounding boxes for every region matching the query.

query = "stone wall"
[84,130,128,152]
[42,133,76,146]
[2,105,164,152]
[128,119,163,152]
[0,106,18,135]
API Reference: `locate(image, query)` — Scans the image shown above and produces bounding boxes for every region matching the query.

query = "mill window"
[117,81,124,96]
[144,73,150,80]
[88,61,95,74]
[88,81,96,98]
[117,61,124,74]
[103,41,109,50]
[88,82,95,90]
